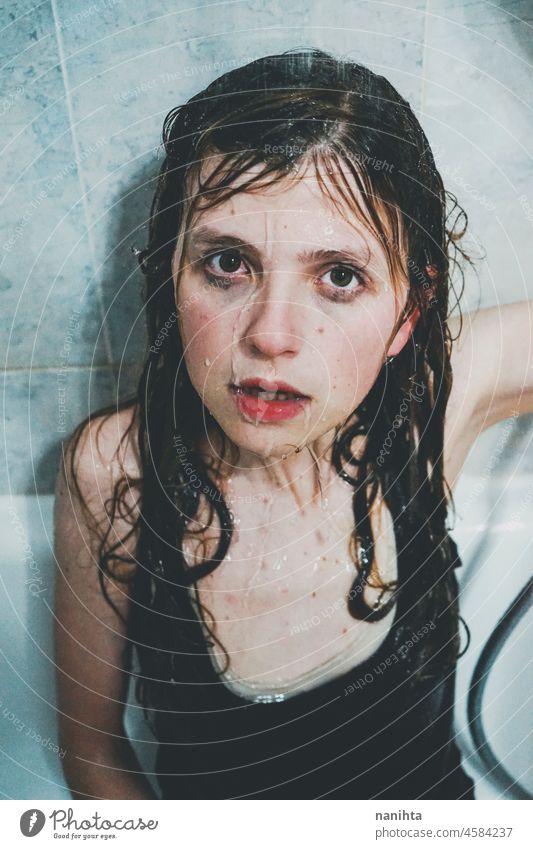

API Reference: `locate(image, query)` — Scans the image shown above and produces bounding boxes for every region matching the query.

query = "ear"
[386,305,420,357]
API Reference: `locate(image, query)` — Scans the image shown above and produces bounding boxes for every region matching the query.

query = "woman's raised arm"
[444,300,533,489]
[53,407,157,800]
[450,300,533,429]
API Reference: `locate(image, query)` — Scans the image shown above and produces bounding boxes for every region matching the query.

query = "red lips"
[229,378,310,422]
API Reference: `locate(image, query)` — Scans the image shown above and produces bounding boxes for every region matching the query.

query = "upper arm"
[53,406,141,763]
[444,301,533,488]
[454,300,533,428]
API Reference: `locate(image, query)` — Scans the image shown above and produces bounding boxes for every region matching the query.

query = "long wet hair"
[65,48,472,721]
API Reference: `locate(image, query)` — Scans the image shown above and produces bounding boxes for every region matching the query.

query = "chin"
[234,423,299,456]
[211,417,297,458]
[234,413,341,461]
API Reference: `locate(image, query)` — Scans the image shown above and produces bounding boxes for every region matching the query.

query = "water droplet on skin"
[204,358,211,366]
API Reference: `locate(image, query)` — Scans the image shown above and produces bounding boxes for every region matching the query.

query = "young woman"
[53,48,533,800]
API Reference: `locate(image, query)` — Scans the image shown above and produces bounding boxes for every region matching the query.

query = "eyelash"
[198,249,368,301]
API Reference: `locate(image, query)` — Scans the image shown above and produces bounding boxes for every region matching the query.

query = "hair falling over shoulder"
[65,48,474,720]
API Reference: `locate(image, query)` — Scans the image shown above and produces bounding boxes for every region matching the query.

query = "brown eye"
[320,265,365,292]
[329,266,356,288]
[216,250,243,273]
[201,249,249,289]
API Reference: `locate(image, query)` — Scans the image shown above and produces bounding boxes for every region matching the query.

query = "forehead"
[186,154,389,254]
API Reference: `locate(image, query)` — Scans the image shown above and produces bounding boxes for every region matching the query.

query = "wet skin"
[170,157,418,692]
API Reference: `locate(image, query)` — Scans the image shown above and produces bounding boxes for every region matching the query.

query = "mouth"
[229,379,311,422]
[231,378,310,401]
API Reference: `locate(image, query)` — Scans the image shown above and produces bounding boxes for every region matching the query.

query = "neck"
[198,426,361,510]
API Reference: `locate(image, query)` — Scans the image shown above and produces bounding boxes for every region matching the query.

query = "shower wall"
[2,0,532,495]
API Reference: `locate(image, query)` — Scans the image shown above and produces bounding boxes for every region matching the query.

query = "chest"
[183,483,399,695]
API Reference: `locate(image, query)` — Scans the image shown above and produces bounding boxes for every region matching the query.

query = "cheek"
[180,309,211,355]
[317,319,386,406]
[325,345,372,404]
[179,304,232,384]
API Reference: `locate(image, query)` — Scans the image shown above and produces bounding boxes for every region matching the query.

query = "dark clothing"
[152,481,475,800]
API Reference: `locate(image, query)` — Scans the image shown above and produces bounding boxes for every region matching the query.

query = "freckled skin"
[174,158,418,472]
[166,161,418,693]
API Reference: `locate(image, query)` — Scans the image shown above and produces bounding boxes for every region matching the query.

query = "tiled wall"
[2,0,532,494]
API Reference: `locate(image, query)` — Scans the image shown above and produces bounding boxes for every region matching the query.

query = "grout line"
[49,0,117,392]
[420,0,430,115]
[3,364,136,375]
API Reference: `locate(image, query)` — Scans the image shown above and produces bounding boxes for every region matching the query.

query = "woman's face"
[173,157,417,464]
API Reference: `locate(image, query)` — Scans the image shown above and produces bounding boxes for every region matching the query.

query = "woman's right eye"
[202,249,249,286]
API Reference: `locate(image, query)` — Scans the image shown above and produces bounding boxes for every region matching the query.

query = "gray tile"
[0,193,110,368]
[83,177,151,366]
[421,0,533,308]
[0,0,111,367]
[422,1,533,183]
[1,366,141,495]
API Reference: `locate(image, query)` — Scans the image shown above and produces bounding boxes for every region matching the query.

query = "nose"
[238,278,302,359]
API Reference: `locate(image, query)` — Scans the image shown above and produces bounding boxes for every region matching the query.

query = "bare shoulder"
[66,403,141,492]
[55,402,141,583]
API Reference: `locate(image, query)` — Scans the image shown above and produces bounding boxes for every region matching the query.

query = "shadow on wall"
[504,0,533,62]
[35,160,159,495]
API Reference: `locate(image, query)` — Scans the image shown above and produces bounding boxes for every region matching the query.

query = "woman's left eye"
[203,249,248,279]
[319,265,366,295]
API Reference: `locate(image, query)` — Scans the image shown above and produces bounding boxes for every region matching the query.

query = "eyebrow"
[187,225,373,267]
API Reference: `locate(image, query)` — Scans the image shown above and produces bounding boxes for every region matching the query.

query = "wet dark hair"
[64,48,472,722]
